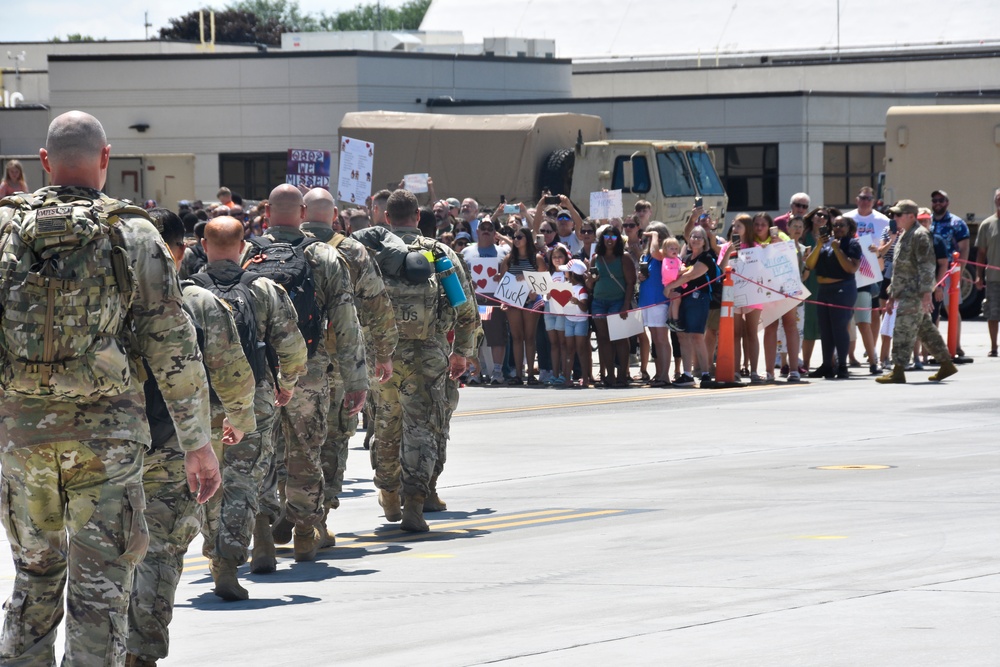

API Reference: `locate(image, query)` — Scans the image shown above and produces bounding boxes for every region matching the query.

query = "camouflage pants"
[372,337,450,498]
[201,387,276,563]
[431,375,462,489]
[272,352,330,528]
[890,298,950,368]
[0,439,148,667]
[128,439,199,662]
[322,377,358,510]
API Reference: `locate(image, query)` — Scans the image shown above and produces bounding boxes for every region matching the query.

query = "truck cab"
[566,140,728,232]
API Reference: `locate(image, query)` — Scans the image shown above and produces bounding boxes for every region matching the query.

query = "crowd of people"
[1,128,996,667]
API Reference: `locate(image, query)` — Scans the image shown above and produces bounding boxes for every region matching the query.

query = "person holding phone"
[805,209,860,379]
[586,224,635,388]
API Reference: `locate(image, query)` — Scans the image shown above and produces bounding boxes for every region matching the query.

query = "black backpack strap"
[187,272,213,289]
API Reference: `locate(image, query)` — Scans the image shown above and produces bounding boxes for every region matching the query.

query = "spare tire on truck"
[539,149,575,199]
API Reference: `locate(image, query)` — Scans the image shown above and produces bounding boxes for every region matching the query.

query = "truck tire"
[540,149,575,199]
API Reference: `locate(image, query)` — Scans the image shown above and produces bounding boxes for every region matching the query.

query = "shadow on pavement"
[181,593,322,611]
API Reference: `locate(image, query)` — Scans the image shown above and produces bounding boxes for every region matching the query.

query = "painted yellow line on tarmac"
[454,384,782,418]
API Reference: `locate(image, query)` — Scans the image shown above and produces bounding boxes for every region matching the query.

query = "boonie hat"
[558,259,588,276]
[889,199,919,216]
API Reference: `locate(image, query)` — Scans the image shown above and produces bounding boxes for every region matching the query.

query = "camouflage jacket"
[890,224,937,300]
[0,186,211,453]
[181,283,257,435]
[391,225,479,359]
[203,259,308,394]
[243,226,367,393]
[302,221,398,364]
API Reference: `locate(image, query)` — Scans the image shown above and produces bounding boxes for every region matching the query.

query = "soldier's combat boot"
[424,475,447,512]
[318,508,337,549]
[928,359,958,382]
[293,525,321,562]
[401,494,429,533]
[875,365,906,384]
[250,515,277,574]
[211,558,249,601]
[271,513,294,545]
[378,488,402,522]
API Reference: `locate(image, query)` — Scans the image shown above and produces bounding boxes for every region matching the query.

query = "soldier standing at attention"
[301,188,397,547]
[127,209,257,666]
[0,111,219,666]
[244,184,367,561]
[877,200,959,384]
[193,216,308,596]
[374,190,477,532]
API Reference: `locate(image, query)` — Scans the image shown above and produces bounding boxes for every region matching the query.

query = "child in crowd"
[660,236,683,331]
[559,258,591,388]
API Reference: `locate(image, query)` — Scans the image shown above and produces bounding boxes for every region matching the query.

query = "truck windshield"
[656,151,695,197]
[687,151,726,196]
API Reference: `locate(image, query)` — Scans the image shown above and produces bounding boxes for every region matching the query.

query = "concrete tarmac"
[2,322,998,666]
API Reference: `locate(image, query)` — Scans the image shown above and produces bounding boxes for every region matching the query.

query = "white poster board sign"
[732,241,806,311]
[337,136,374,206]
[403,173,429,193]
[854,234,883,290]
[468,257,501,295]
[494,272,530,307]
[606,309,645,341]
[590,190,624,220]
[522,271,554,297]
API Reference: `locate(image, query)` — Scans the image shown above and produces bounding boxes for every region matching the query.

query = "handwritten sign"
[590,189,623,220]
[468,257,501,295]
[403,173,429,194]
[732,241,806,310]
[495,272,529,307]
[522,271,554,296]
[286,149,331,189]
[337,136,374,206]
[854,234,883,289]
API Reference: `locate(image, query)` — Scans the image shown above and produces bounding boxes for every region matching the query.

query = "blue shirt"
[637,256,668,307]
[932,212,969,259]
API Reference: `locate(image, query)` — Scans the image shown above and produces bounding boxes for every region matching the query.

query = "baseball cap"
[931,189,949,200]
[889,199,919,216]
[557,259,588,275]
[446,197,461,209]
[556,209,573,221]
[917,207,932,221]
[454,231,473,243]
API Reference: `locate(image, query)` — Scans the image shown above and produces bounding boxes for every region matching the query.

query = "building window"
[708,144,778,211]
[219,153,287,201]
[823,143,886,210]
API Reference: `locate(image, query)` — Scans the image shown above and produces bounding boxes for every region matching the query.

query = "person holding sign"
[543,245,572,385]
[805,211,860,380]
[751,212,802,383]
[587,224,636,388]
[558,259,592,388]
[497,229,548,385]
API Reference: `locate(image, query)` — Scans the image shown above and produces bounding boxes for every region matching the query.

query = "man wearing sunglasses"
[773,192,811,234]
[930,190,970,356]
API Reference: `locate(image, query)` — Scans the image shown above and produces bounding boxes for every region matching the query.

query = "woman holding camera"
[805,209,861,379]
[587,224,636,388]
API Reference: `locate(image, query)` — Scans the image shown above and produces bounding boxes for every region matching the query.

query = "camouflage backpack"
[382,233,447,341]
[0,190,143,400]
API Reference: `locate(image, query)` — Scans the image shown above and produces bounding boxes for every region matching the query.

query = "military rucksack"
[243,235,324,355]
[382,233,446,341]
[187,271,270,386]
[144,300,205,450]
[0,190,145,400]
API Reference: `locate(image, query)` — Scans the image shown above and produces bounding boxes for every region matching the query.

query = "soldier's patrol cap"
[889,200,919,216]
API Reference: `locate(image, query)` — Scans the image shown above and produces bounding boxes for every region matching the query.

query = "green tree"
[49,34,105,43]
[228,0,318,31]
[318,0,431,32]
[158,7,283,45]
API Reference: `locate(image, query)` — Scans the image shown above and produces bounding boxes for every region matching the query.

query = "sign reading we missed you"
[286,149,331,189]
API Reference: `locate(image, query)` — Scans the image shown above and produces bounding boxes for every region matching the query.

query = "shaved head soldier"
[0,110,219,665]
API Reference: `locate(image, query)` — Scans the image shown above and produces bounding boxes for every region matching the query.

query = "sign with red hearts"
[468,257,501,295]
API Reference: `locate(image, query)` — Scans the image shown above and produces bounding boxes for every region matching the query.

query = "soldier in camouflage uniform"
[126,209,257,666]
[373,190,478,532]
[0,111,219,667]
[245,184,367,562]
[877,199,959,384]
[429,250,483,513]
[197,217,308,590]
[302,188,397,547]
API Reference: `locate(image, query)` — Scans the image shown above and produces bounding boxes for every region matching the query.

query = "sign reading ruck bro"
[286,149,332,189]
